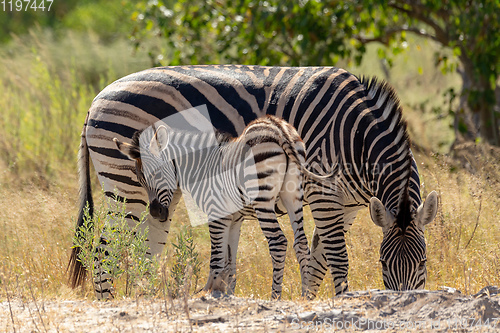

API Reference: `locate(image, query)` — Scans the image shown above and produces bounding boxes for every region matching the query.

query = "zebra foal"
[114,115,330,299]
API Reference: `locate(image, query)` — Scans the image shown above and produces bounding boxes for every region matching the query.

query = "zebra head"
[113,126,178,223]
[369,191,438,291]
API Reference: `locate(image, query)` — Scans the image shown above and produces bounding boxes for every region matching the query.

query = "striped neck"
[162,128,243,191]
[360,78,416,229]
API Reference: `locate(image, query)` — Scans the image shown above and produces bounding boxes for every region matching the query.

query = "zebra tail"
[281,139,336,184]
[67,117,94,289]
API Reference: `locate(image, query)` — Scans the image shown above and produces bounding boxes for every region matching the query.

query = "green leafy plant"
[168,226,201,299]
[72,192,159,297]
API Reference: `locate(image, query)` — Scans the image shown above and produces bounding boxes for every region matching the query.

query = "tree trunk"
[457,55,500,146]
[472,76,499,146]
[455,57,479,143]
[478,97,500,146]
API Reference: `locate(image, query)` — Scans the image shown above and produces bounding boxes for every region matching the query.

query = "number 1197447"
[2,0,53,11]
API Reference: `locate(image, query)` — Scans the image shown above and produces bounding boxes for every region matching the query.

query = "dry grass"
[0,170,80,300]
[418,146,500,293]
[1,145,498,304]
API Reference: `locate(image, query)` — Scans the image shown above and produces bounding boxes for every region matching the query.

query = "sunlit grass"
[419,148,500,294]
[2,148,498,302]
[0,176,78,300]
[0,29,151,180]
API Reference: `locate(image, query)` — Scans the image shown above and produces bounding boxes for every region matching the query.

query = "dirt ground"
[1,286,500,332]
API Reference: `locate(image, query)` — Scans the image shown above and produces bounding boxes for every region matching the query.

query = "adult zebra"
[68,65,438,299]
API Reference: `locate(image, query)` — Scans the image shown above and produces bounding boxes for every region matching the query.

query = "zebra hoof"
[305,291,317,301]
[211,290,224,299]
[271,292,282,301]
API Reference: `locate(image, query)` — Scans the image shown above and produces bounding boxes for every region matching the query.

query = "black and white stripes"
[116,115,331,299]
[68,65,437,299]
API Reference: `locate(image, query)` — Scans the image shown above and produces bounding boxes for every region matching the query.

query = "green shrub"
[168,226,202,299]
[62,0,136,41]
[73,193,159,297]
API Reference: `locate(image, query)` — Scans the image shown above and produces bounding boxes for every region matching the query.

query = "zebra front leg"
[306,184,349,298]
[306,227,328,299]
[226,213,244,295]
[203,216,232,295]
[309,222,349,297]
[255,207,288,300]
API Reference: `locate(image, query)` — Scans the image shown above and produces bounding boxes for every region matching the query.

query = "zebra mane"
[136,124,234,150]
[360,76,414,232]
[168,126,234,145]
[213,128,235,144]
[131,128,144,148]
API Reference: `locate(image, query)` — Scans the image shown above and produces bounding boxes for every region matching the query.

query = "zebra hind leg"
[254,206,287,300]
[204,216,232,296]
[226,214,244,295]
[279,170,310,297]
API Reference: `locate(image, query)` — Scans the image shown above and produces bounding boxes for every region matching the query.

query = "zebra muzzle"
[150,199,168,222]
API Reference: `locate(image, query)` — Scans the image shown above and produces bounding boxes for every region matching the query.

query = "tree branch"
[355,27,440,45]
[388,1,450,46]
[280,34,302,64]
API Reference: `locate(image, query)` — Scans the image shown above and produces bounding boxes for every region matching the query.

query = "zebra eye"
[380,259,388,271]
[418,259,427,270]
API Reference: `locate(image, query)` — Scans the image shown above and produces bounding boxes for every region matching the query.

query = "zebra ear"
[114,138,141,161]
[150,125,169,157]
[369,197,393,230]
[416,191,438,228]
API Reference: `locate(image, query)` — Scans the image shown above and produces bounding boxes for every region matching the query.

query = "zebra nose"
[399,283,409,291]
[150,199,168,222]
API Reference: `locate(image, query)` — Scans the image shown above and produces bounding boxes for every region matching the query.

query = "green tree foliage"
[132,0,372,66]
[375,1,500,146]
[133,0,500,146]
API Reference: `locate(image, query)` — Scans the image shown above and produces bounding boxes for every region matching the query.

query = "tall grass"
[0,30,498,304]
[0,29,151,181]
[0,53,90,179]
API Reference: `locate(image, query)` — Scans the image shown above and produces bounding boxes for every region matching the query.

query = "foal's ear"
[114,138,141,161]
[149,125,170,157]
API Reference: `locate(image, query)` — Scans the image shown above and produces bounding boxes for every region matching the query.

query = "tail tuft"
[68,247,87,288]
[67,120,94,289]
